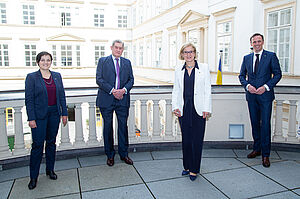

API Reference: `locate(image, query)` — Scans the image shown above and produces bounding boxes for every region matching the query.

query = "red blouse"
[43,76,57,106]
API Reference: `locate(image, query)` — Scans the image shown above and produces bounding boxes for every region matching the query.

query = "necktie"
[115,58,120,89]
[254,54,259,74]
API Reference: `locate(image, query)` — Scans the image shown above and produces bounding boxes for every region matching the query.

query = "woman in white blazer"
[172,43,212,181]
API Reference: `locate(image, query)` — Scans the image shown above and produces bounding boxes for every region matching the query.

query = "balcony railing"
[0,85,299,161]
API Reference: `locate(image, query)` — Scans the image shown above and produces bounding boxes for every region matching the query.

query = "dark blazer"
[96,55,134,108]
[239,50,282,101]
[25,70,68,121]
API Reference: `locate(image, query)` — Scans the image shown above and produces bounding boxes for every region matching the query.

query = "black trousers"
[179,101,206,174]
[30,105,60,179]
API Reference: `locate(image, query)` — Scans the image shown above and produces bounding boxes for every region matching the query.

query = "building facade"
[0,0,299,85]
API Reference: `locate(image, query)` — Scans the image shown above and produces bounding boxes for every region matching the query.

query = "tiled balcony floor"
[1,149,300,199]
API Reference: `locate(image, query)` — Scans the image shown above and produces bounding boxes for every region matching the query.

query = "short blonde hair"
[178,43,197,60]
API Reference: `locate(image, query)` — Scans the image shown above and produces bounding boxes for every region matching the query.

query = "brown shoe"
[247,151,261,158]
[121,156,133,165]
[262,157,270,167]
[107,157,114,166]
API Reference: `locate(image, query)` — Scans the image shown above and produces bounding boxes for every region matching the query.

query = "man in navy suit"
[239,33,282,167]
[96,40,134,166]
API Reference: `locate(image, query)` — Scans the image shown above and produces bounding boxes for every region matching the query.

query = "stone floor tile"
[147,176,227,199]
[234,150,280,159]
[46,193,81,199]
[253,160,300,189]
[9,169,79,199]
[134,159,183,182]
[78,155,108,168]
[39,158,81,174]
[236,157,283,167]
[277,151,300,160]
[151,150,182,160]
[202,149,236,158]
[0,166,29,182]
[252,191,300,199]
[128,151,153,162]
[203,167,286,199]
[201,158,246,174]
[0,180,13,199]
[78,163,143,192]
[82,184,153,199]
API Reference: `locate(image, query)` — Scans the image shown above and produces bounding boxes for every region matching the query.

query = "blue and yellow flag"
[216,56,222,85]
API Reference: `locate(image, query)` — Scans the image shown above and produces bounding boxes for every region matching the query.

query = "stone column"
[73,103,86,148]
[87,102,99,146]
[128,100,137,143]
[287,100,298,142]
[0,108,12,158]
[58,119,72,149]
[12,106,28,156]
[273,100,285,142]
[164,99,173,140]
[140,99,148,140]
[151,100,161,140]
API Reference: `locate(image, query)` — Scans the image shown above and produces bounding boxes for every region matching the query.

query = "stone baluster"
[58,118,72,149]
[128,100,137,143]
[140,100,148,140]
[73,103,86,148]
[151,100,161,140]
[0,108,12,158]
[12,106,28,156]
[273,100,284,142]
[164,99,173,140]
[87,102,99,146]
[287,100,298,142]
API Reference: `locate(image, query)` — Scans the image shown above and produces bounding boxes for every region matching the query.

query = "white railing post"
[287,100,298,142]
[0,108,12,159]
[273,100,284,142]
[151,100,161,140]
[87,102,99,146]
[73,103,86,148]
[58,119,72,149]
[12,106,28,156]
[164,99,173,140]
[128,100,137,143]
[140,99,149,140]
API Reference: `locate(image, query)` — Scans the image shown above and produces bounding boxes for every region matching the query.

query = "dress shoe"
[28,178,37,190]
[189,173,197,181]
[120,156,133,165]
[262,157,270,167]
[182,170,189,176]
[46,170,57,180]
[247,151,261,158]
[107,157,114,166]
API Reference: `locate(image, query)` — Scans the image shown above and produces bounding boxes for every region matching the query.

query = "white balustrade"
[0,108,11,159]
[140,99,149,141]
[58,119,72,149]
[87,102,99,146]
[73,103,86,148]
[164,99,173,140]
[128,100,137,143]
[12,106,28,156]
[287,100,298,142]
[273,100,284,142]
[151,100,161,140]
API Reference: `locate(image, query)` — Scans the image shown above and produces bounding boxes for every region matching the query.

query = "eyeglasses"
[183,51,195,54]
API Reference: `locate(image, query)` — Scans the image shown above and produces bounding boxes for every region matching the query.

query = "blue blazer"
[25,70,68,121]
[96,55,134,108]
[239,50,282,101]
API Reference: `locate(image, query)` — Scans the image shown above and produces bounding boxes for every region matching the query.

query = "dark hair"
[112,39,124,47]
[36,51,53,63]
[250,33,264,43]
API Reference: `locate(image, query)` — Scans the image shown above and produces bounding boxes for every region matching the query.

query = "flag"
[216,56,222,85]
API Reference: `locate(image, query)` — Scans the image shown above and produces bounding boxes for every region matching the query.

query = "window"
[61,10,71,26]
[123,45,129,59]
[155,37,162,67]
[0,44,9,66]
[23,5,35,25]
[95,45,105,65]
[132,44,136,66]
[118,9,128,28]
[52,45,57,66]
[76,45,80,66]
[217,21,232,72]
[61,45,72,66]
[0,3,7,24]
[267,8,292,73]
[5,108,13,125]
[132,7,136,27]
[25,44,37,66]
[169,34,177,68]
[94,8,104,27]
[139,43,143,65]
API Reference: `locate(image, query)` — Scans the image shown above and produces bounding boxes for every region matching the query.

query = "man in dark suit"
[96,40,134,166]
[239,33,282,167]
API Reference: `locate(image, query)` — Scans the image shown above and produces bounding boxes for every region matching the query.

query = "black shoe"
[28,178,37,190]
[46,170,57,180]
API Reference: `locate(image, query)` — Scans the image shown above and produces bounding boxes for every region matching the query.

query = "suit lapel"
[37,70,47,94]
[249,53,254,74]
[257,50,267,74]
